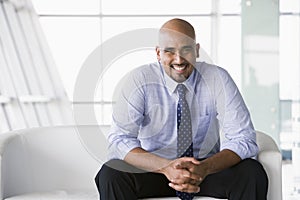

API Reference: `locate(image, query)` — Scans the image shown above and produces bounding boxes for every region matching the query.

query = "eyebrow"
[162,45,194,51]
[164,45,193,49]
[163,47,175,51]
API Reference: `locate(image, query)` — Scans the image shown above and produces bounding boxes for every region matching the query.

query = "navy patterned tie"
[176,84,194,200]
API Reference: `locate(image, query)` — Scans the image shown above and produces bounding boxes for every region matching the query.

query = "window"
[31,0,227,125]
[0,0,73,133]
[39,17,101,98]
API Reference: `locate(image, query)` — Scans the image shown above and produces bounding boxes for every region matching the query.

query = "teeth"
[173,65,186,71]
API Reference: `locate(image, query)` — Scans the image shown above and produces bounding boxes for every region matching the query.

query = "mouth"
[171,63,189,73]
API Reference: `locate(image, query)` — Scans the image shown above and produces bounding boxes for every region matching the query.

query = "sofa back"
[1,125,109,198]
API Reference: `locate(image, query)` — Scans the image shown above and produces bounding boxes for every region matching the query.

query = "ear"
[196,43,200,58]
[155,46,161,61]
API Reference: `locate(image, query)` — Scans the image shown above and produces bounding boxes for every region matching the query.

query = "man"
[95,18,268,200]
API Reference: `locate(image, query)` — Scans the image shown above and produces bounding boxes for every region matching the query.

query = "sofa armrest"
[258,150,282,200]
[0,132,19,200]
[256,131,282,200]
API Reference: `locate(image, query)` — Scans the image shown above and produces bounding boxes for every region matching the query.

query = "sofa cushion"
[142,198,223,200]
[4,190,223,200]
[4,190,98,200]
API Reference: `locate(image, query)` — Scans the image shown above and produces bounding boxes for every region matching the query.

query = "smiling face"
[156,19,200,83]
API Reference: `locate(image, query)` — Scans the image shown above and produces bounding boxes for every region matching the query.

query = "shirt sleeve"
[106,70,145,160]
[215,67,258,159]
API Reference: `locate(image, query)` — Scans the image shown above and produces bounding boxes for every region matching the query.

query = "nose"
[173,51,184,63]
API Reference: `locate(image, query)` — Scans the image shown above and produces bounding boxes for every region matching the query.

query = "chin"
[173,75,187,83]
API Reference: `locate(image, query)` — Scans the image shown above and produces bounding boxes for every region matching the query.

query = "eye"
[163,48,175,54]
[181,47,193,54]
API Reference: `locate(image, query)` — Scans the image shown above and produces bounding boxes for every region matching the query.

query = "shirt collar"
[158,61,196,95]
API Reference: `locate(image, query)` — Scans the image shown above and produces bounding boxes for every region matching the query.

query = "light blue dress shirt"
[107,61,258,161]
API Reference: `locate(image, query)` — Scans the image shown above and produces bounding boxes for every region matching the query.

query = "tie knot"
[177,84,187,98]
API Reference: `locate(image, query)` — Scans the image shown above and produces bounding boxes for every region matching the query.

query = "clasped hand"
[162,157,208,193]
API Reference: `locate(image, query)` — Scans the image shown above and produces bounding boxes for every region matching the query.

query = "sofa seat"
[3,188,222,200]
[4,190,221,200]
[4,190,98,200]
[0,125,281,200]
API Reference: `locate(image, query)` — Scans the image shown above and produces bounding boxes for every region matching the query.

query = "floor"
[282,161,300,200]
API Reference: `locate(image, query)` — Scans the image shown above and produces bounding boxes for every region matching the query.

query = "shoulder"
[116,62,163,94]
[128,62,160,77]
[126,62,164,84]
[195,61,230,80]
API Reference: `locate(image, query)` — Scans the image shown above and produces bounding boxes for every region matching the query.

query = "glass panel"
[218,16,241,88]
[102,17,169,41]
[279,8,299,180]
[99,17,211,102]
[39,17,101,100]
[102,0,211,15]
[280,0,300,13]
[95,50,156,102]
[219,0,241,14]
[31,0,100,14]
[95,104,113,125]
[279,16,300,100]
[0,105,10,132]
[102,17,211,55]
[241,0,280,143]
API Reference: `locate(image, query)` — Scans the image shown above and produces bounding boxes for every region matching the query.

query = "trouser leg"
[95,158,268,200]
[94,159,175,200]
[197,158,268,200]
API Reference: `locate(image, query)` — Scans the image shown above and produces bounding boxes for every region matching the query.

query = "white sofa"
[0,125,282,200]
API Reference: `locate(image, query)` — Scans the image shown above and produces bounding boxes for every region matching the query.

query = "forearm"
[124,147,171,173]
[201,149,241,175]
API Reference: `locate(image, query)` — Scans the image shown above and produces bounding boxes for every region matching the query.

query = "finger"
[183,172,203,182]
[170,177,187,185]
[178,157,200,165]
[169,182,200,193]
[175,158,200,169]
[188,178,202,186]
[182,157,200,165]
[172,177,201,187]
[177,168,193,180]
[169,169,191,184]
[177,161,194,169]
[171,167,202,183]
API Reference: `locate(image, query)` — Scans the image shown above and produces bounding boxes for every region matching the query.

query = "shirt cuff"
[108,138,141,160]
[221,139,258,160]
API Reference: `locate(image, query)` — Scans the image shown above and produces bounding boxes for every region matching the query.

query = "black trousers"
[95,158,268,200]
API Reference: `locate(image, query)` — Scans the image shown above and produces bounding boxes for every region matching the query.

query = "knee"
[95,159,142,188]
[95,163,109,190]
[95,159,125,186]
[238,158,268,186]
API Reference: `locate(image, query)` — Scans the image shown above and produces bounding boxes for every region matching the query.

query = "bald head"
[159,18,196,40]
[156,18,200,83]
